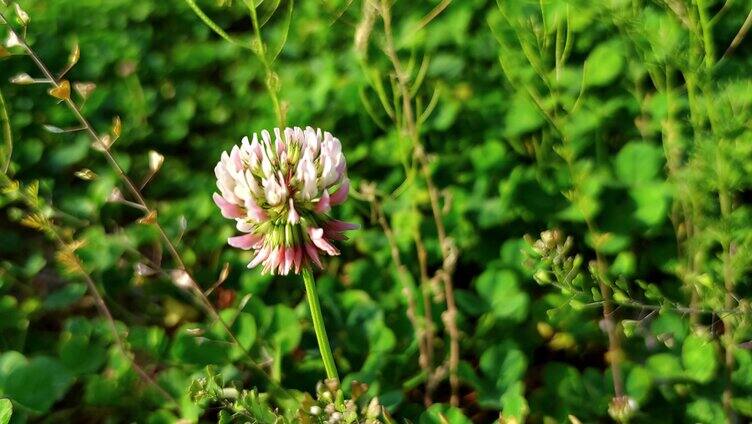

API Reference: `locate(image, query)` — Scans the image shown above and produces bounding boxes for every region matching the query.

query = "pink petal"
[288,199,300,224]
[275,247,286,275]
[293,247,303,274]
[265,246,284,275]
[323,222,350,241]
[250,135,263,158]
[230,146,243,172]
[313,190,331,213]
[248,246,270,268]
[228,233,263,250]
[245,198,268,222]
[326,220,359,232]
[214,193,244,218]
[323,229,347,241]
[262,247,280,275]
[336,160,347,180]
[304,242,323,268]
[329,179,349,205]
[283,247,294,275]
[309,227,339,256]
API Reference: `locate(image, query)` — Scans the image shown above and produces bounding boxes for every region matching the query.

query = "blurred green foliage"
[2,0,752,422]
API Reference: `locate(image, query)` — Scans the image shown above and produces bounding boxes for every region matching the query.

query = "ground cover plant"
[1,0,752,422]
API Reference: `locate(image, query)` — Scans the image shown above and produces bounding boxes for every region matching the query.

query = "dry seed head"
[10,73,33,84]
[148,150,164,172]
[4,30,20,48]
[354,1,377,56]
[13,3,29,26]
[170,269,194,289]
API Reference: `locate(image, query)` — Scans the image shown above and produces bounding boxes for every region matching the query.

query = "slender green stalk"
[0,87,11,173]
[695,0,716,68]
[183,0,248,47]
[719,187,737,422]
[246,0,285,128]
[302,268,339,382]
[182,0,286,127]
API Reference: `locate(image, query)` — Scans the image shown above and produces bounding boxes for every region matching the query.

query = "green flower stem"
[302,268,339,382]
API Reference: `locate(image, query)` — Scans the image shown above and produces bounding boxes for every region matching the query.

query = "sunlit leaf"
[43,124,66,133]
[10,73,34,85]
[0,398,11,424]
[73,82,96,99]
[67,43,80,67]
[137,210,158,225]
[74,168,97,180]
[14,3,29,26]
[148,150,164,172]
[48,80,71,101]
[683,333,717,383]
[112,116,121,140]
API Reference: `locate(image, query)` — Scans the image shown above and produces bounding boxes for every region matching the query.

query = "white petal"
[5,32,20,48]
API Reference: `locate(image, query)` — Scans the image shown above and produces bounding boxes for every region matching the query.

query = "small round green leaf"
[682,334,717,383]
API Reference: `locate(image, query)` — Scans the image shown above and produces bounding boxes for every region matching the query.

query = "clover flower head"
[214,127,357,275]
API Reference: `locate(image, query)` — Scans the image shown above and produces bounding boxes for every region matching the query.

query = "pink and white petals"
[227,233,263,250]
[329,179,349,206]
[313,190,331,214]
[213,193,244,219]
[309,227,340,256]
[213,127,357,275]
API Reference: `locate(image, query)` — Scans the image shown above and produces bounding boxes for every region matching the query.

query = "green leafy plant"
[2,0,752,422]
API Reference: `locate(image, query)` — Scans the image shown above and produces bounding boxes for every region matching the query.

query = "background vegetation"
[1,0,752,422]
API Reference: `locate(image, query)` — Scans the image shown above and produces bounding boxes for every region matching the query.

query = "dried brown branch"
[0,172,176,405]
[53,232,178,404]
[439,239,460,406]
[0,12,296,404]
[719,8,752,64]
[363,184,429,374]
[719,190,737,420]
[408,0,452,37]
[378,0,461,406]
[413,223,436,405]
[563,149,625,401]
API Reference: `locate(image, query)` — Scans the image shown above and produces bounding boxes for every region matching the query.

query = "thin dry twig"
[53,232,178,404]
[719,191,737,419]
[364,185,428,371]
[438,239,459,406]
[719,8,752,64]
[0,12,296,404]
[413,0,452,35]
[379,0,461,406]
[413,222,436,395]
[0,172,176,405]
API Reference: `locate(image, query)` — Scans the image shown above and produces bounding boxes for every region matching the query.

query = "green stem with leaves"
[182,0,287,127]
[302,268,339,382]
[695,0,716,69]
[0,88,11,173]
[245,0,285,128]
[719,187,737,422]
